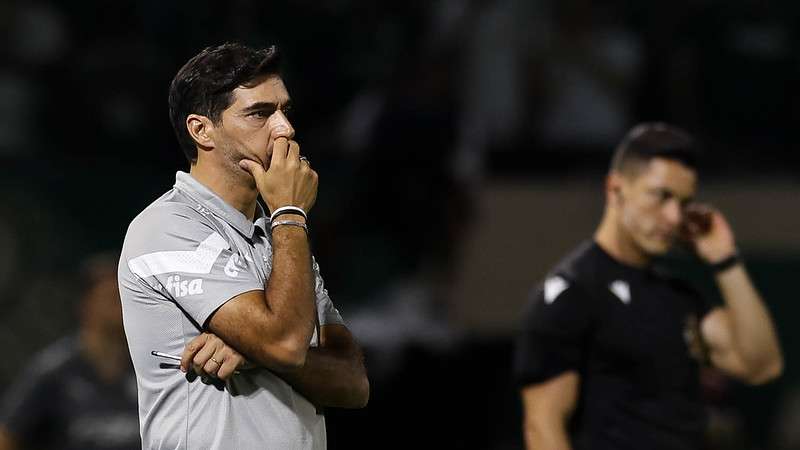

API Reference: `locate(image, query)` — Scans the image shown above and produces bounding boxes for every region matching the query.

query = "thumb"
[239,159,265,177]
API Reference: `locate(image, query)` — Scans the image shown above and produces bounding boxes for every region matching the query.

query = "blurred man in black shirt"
[514,123,783,450]
[0,253,140,450]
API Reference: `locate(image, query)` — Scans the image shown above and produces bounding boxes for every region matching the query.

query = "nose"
[662,199,683,228]
[268,109,295,140]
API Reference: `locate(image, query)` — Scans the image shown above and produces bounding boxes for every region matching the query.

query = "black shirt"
[514,241,713,450]
[0,336,140,450]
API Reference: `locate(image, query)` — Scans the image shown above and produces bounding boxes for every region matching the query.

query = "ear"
[186,114,217,150]
[606,172,624,208]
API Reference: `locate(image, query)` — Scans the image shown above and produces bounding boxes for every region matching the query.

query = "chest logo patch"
[224,254,247,278]
[609,280,631,304]
[544,276,569,304]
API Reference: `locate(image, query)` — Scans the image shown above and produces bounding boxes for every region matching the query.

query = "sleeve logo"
[609,280,631,305]
[544,276,569,304]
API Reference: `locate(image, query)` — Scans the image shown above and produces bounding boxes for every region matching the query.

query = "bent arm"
[275,324,369,409]
[521,371,579,450]
[702,265,783,385]
[207,224,316,371]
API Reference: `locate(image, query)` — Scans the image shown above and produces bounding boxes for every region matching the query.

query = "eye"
[648,188,673,204]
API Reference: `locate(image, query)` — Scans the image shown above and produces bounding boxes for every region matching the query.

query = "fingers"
[203,349,243,381]
[217,354,243,381]
[268,138,302,169]
[181,333,246,381]
[181,333,208,373]
[287,140,300,163]
[202,356,222,377]
[271,137,289,166]
[684,203,713,236]
[192,336,221,376]
[239,159,266,177]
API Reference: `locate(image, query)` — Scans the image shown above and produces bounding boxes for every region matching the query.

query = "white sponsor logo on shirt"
[165,275,204,298]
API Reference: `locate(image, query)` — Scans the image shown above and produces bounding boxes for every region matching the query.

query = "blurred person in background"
[514,122,783,450]
[0,252,140,450]
[118,43,368,450]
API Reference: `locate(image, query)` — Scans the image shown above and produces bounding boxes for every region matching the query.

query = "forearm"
[276,345,369,409]
[524,420,572,450]
[263,224,316,356]
[715,264,783,372]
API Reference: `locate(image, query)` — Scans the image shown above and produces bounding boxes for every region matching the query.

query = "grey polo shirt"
[118,171,344,450]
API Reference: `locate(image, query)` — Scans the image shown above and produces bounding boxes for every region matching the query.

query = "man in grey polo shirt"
[118,43,369,449]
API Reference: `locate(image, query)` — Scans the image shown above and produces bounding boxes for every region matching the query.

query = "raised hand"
[683,203,737,264]
[239,137,317,214]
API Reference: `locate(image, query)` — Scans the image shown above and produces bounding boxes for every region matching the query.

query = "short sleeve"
[121,205,264,327]
[313,258,344,326]
[513,275,594,387]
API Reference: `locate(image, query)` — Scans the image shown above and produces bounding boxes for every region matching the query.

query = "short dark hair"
[168,43,282,163]
[610,122,699,177]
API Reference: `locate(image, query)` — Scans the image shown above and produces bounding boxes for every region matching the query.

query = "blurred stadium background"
[1,0,800,448]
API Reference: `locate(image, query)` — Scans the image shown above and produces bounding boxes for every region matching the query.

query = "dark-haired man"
[118,43,368,449]
[0,253,140,450]
[514,123,783,450]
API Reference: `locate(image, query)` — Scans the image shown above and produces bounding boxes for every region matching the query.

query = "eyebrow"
[240,99,293,114]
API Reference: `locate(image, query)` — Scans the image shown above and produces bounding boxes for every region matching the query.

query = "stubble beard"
[618,212,664,261]
[219,141,257,189]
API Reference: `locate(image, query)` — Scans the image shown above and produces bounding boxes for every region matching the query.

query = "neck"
[189,158,259,220]
[594,208,650,268]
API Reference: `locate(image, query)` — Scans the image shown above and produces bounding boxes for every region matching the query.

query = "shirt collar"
[173,171,268,239]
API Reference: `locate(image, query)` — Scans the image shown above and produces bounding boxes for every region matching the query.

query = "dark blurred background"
[1,0,800,448]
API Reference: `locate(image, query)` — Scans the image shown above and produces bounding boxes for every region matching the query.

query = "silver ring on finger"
[299,156,311,167]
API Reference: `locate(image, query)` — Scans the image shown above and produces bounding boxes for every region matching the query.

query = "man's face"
[82,277,125,337]
[614,157,698,256]
[214,75,294,170]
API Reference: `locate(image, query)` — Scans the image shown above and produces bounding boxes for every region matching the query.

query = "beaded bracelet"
[270,220,308,233]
